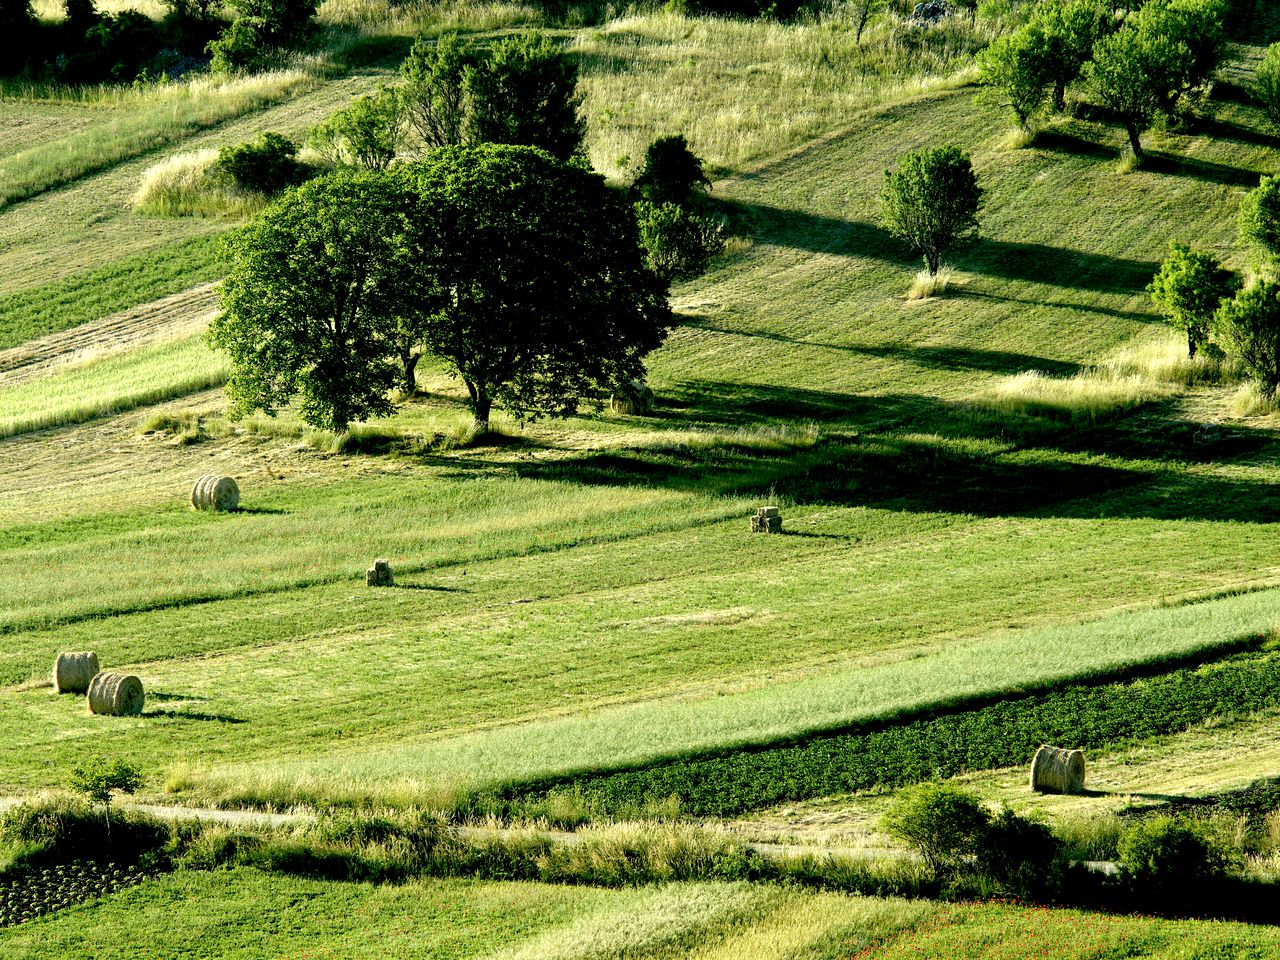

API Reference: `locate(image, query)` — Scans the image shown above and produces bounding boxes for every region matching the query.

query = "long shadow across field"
[435,377,1280,524]
[729,200,1161,295]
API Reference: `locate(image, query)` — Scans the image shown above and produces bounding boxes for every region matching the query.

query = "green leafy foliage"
[1118,816,1237,901]
[1086,7,1191,158]
[1214,279,1280,399]
[635,200,725,282]
[977,24,1053,129]
[1031,0,1110,112]
[399,33,470,151]
[404,144,671,429]
[880,144,982,276]
[1255,43,1280,135]
[309,88,405,171]
[209,172,416,431]
[882,784,989,880]
[513,648,1280,818]
[70,758,142,807]
[226,0,315,48]
[207,16,270,75]
[216,132,309,194]
[632,135,711,207]
[1237,175,1280,260]
[1147,241,1237,358]
[463,32,585,163]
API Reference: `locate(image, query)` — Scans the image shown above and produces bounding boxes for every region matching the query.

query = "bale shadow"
[146,708,245,724]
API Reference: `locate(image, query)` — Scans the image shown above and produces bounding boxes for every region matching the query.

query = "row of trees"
[979,0,1230,158]
[209,145,672,434]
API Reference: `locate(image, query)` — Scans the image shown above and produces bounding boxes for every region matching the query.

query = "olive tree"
[1238,175,1280,260]
[208,172,416,431]
[1215,280,1280,399]
[1147,241,1237,357]
[880,144,983,277]
[404,144,670,431]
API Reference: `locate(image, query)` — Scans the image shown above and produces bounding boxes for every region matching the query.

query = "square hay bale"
[366,559,394,587]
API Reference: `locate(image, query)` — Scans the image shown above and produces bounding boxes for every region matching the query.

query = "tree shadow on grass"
[1030,127,1118,161]
[1141,150,1265,188]
[725,200,1158,295]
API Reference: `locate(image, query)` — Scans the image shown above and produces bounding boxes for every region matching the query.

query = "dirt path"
[0,282,219,387]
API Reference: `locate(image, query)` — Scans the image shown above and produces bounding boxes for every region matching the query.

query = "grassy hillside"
[6,0,1280,950]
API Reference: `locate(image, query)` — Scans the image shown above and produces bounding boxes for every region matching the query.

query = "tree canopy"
[880,145,983,277]
[208,173,417,431]
[1215,280,1280,400]
[1147,241,1236,358]
[1238,175,1280,260]
[404,144,670,429]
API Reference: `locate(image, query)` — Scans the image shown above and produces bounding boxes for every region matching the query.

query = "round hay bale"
[610,380,655,416]
[52,651,100,694]
[87,673,145,717]
[1029,744,1085,794]
[190,475,239,512]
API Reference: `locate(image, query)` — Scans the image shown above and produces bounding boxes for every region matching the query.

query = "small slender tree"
[1147,241,1237,358]
[71,758,142,845]
[880,145,983,277]
[977,25,1053,131]
[310,88,405,171]
[1032,0,1110,113]
[1238,175,1280,261]
[400,32,470,151]
[208,172,417,431]
[404,144,670,431]
[1215,280,1280,399]
[1256,43,1280,136]
[848,0,886,43]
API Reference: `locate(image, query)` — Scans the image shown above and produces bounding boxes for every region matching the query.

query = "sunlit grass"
[0,336,227,438]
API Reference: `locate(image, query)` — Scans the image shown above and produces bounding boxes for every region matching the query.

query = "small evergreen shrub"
[632,134,710,208]
[216,132,308,194]
[1118,816,1237,901]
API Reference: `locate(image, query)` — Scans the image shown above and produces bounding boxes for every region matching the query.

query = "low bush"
[0,799,173,873]
[631,134,710,208]
[1118,816,1238,903]
[882,784,989,882]
[635,200,725,282]
[505,647,1280,819]
[216,131,309,193]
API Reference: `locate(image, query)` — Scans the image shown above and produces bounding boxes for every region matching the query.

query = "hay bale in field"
[610,380,655,416]
[366,559,394,587]
[52,652,100,694]
[1029,744,1086,794]
[750,505,783,534]
[190,475,240,512]
[87,673,145,717]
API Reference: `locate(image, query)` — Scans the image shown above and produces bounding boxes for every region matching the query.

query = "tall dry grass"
[572,11,994,178]
[131,150,268,218]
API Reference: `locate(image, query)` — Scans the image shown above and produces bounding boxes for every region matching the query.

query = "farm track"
[0,282,220,387]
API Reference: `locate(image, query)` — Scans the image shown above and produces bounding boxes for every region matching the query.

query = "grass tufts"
[131,150,267,219]
[974,369,1173,426]
[906,268,954,301]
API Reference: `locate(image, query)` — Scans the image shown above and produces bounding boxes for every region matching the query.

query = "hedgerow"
[509,647,1280,818]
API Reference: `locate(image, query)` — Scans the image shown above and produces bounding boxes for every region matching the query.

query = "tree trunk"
[1126,124,1144,160]
[856,10,868,42]
[925,251,940,276]
[401,350,420,395]
[472,393,492,433]
[1053,81,1066,113]
[1187,328,1198,360]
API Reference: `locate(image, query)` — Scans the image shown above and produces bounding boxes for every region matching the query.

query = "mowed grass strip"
[181,588,1280,809]
[0,70,315,207]
[0,336,228,438]
[0,235,226,350]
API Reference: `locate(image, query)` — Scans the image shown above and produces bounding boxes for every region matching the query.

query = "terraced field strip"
[0,283,219,386]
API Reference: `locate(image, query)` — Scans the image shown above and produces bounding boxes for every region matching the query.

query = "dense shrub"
[635,200,725,282]
[632,135,711,208]
[508,646,1280,818]
[0,800,171,871]
[1256,42,1280,135]
[309,89,405,171]
[59,11,163,85]
[226,0,314,48]
[1238,176,1280,261]
[1118,816,1237,901]
[207,16,269,74]
[216,132,308,193]
[880,144,982,277]
[1147,241,1237,359]
[1214,280,1280,400]
[882,784,989,881]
